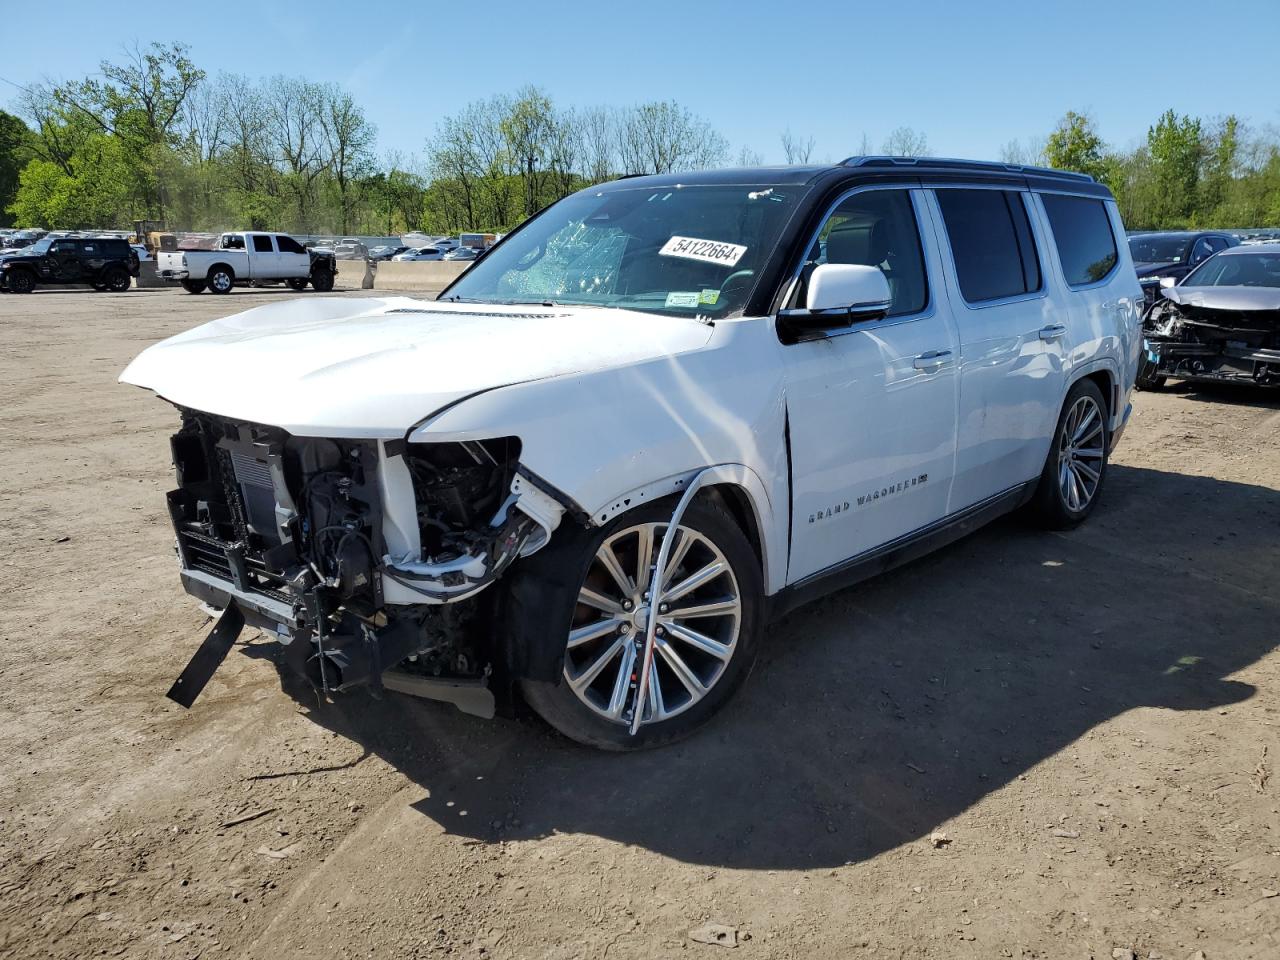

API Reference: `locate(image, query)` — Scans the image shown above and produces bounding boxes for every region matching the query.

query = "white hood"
[120,296,715,437]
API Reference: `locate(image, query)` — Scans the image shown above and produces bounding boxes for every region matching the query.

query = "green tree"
[1044,111,1109,181]
[1146,109,1204,225]
[0,110,35,227]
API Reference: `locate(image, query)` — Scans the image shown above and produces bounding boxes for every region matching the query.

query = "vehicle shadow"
[257,464,1279,869]
[1162,380,1280,409]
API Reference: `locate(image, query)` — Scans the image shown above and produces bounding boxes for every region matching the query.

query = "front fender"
[410,320,791,594]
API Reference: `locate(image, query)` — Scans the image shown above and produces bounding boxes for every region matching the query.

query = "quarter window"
[936,189,1041,303]
[800,189,928,317]
[252,235,274,253]
[1040,194,1119,286]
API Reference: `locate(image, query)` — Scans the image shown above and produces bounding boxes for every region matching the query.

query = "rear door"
[250,234,278,278]
[782,187,960,583]
[928,186,1064,511]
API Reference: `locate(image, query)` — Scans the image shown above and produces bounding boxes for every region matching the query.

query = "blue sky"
[3,0,1278,165]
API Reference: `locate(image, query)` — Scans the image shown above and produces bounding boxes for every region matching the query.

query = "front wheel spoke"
[666,597,739,620]
[660,530,694,591]
[1074,444,1105,461]
[661,561,726,605]
[567,617,622,649]
[578,586,624,616]
[656,637,706,698]
[664,621,732,662]
[596,542,634,597]
[569,636,626,692]
[634,525,654,597]
[644,658,665,722]
[605,641,637,719]
[1069,468,1085,508]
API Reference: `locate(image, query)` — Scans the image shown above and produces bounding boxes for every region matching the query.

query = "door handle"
[913,350,952,371]
[1038,324,1067,341]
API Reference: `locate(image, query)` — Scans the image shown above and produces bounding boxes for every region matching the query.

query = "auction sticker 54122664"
[659,236,748,268]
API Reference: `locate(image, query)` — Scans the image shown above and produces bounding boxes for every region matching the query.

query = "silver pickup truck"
[157,231,337,294]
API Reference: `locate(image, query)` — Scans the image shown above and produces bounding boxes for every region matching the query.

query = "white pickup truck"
[157,231,337,295]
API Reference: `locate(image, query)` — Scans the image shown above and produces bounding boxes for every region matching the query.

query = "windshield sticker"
[699,288,720,306]
[659,236,748,268]
[665,291,702,308]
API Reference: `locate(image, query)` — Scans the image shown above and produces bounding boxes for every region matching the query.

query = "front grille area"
[173,524,292,606]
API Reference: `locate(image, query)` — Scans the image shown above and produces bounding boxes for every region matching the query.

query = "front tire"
[310,268,334,292]
[517,498,763,751]
[7,269,35,294]
[288,277,309,291]
[1029,379,1110,530]
[207,266,234,294]
[1135,358,1167,391]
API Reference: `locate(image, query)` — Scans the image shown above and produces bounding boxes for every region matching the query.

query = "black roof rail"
[840,155,1096,184]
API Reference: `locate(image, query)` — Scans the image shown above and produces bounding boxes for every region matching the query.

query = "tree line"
[3,42,1280,235]
[1006,110,1280,230]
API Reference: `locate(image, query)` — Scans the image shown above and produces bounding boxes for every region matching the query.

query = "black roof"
[599,156,1113,200]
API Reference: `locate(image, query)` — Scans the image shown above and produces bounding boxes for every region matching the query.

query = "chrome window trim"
[929,186,1048,309]
[775,183,936,341]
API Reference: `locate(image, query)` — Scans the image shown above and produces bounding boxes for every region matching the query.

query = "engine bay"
[164,409,563,704]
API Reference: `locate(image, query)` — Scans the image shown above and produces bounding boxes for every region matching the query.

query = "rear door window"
[1040,194,1119,286]
[275,235,306,254]
[936,189,1041,303]
[252,235,275,253]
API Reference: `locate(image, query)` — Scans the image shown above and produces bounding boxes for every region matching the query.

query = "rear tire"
[516,498,763,751]
[7,269,35,294]
[180,280,207,294]
[207,266,234,294]
[1028,378,1110,530]
[310,269,334,292]
[104,266,131,292]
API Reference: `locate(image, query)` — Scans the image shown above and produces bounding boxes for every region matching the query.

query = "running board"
[380,668,496,719]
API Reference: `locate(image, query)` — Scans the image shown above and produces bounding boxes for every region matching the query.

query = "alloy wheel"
[1057,395,1105,511]
[564,521,741,729]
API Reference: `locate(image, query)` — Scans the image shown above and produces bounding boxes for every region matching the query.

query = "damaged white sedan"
[122,158,1142,749]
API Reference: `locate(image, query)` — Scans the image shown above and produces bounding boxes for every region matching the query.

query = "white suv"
[121,157,1143,750]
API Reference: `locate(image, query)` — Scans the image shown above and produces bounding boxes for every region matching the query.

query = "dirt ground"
[1,285,1278,960]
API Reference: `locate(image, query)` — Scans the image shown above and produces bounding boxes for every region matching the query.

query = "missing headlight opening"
[164,410,565,711]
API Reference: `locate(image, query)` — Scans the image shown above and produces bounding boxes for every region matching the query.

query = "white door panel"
[783,188,959,584]
[785,319,957,582]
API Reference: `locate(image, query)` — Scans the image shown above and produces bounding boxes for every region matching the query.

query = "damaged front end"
[163,410,565,713]
[1141,292,1280,387]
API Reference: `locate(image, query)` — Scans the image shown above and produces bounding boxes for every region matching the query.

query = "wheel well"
[701,484,763,570]
[1080,370,1114,419]
[209,262,235,278]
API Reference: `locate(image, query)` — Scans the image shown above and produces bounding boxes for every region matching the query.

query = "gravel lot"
[1,286,1278,960]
